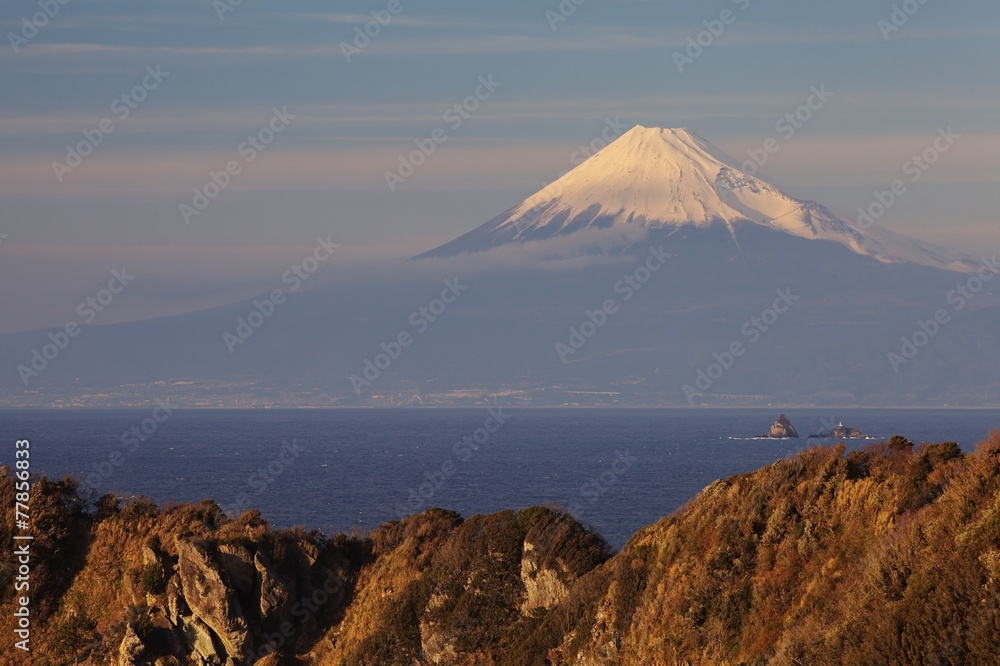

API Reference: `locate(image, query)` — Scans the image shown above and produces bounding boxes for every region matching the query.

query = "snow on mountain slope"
[417,126,976,272]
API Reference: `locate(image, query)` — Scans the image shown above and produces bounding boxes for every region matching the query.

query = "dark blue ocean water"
[1,408,997,548]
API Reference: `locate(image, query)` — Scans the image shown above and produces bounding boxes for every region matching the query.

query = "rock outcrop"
[115,624,144,666]
[519,539,572,613]
[175,538,252,661]
[809,422,866,438]
[765,413,799,438]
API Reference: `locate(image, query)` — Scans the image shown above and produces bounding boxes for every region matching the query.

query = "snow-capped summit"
[512,126,791,230]
[417,125,974,272]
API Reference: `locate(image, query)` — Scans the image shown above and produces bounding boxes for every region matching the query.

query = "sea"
[2,408,997,549]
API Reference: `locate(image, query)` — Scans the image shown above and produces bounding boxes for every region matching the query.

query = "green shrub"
[139,563,165,594]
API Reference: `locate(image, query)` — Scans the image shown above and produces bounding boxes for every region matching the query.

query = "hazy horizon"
[2,0,999,333]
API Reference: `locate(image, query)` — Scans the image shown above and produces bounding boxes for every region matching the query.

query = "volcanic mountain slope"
[417,126,974,273]
[3,431,1000,665]
[1,226,997,404]
[1,128,997,406]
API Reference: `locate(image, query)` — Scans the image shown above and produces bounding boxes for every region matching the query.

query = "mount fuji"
[418,126,975,273]
[1,127,997,406]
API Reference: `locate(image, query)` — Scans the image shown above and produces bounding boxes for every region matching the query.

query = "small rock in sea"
[809,422,866,439]
[765,414,799,438]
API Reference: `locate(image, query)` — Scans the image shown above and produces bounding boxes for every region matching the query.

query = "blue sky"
[1,0,998,331]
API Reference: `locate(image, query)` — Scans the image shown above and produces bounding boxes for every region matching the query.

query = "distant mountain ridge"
[418,126,976,273]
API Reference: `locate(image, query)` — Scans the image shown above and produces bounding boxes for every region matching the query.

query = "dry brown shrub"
[974,428,1000,457]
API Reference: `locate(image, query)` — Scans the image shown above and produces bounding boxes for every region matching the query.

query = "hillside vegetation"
[2,431,999,665]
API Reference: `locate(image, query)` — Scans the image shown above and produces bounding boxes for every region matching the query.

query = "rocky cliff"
[2,430,1000,665]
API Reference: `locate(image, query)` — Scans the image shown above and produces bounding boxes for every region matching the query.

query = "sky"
[1,0,998,333]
